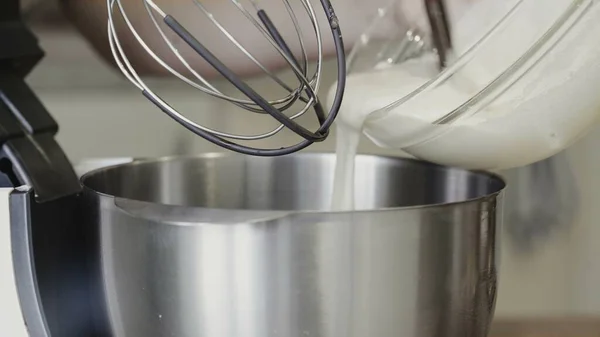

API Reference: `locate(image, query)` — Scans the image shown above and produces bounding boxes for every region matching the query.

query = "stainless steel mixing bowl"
[81,153,505,337]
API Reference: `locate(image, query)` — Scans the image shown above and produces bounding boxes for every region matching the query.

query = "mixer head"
[107,0,346,156]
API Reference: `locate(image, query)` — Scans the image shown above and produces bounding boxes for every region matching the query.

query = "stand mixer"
[0,1,506,336]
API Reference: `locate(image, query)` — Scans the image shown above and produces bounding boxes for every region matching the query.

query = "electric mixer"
[0,1,506,336]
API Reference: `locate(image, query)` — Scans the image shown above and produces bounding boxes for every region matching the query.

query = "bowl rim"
[80,152,506,216]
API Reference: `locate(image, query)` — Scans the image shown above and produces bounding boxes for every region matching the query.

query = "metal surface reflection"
[82,154,505,337]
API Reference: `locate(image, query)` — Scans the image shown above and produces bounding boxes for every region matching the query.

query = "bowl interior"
[81,153,505,211]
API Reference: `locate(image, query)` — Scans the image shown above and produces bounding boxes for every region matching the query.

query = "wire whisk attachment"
[107,0,346,156]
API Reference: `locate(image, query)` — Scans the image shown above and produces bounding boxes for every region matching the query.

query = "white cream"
[328,55,439,211]
[328,0,600,211]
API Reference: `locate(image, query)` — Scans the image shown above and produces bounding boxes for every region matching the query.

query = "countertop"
[490,318,600,337]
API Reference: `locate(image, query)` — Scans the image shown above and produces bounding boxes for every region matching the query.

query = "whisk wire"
[145,0,304,110]
[192,0,303,100]
[163,16,325,141]
[110,0,286,140]
[228,1,322,98]
[142,2,305,117]
[126,0,316,139]
[107,0,346,155]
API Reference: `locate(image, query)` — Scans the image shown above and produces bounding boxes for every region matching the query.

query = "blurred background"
[23,0,600,326]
